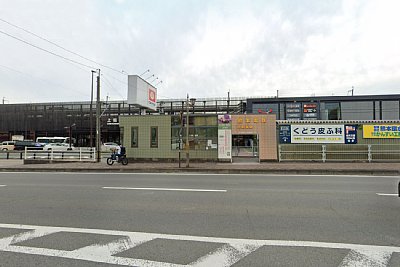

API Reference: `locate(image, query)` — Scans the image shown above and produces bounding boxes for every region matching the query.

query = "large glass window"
[252,103,278,114]
[171,115,217,150]
[341,101,373,120]
[324,102,341,120]
[131,127,138,147]
[382,101,399,120]
[150,126,158,148]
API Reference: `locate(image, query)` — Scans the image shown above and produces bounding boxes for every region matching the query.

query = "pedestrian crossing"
[0,223,399,266]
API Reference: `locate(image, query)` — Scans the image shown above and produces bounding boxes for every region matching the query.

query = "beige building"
[119,114,278,162]
[231,114,277,161]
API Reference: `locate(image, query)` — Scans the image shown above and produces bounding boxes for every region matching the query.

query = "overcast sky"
[1,0,400,104]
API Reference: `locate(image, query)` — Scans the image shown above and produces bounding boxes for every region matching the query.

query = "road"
[0,172,399,266]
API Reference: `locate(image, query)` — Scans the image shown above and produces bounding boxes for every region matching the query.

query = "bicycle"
[106,152,128,165]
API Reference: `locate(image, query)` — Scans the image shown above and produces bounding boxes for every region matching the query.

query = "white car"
[101,142,119,152]
[0,141,15,151]
[43,143,74,151]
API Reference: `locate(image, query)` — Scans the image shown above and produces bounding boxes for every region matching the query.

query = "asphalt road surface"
[0,172,399,266]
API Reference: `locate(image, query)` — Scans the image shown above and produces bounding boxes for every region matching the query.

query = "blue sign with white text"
[279,125,291,143]
[344,125,357,144]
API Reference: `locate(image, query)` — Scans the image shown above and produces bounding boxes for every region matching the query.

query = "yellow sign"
[363,125,400,138]
[236,117,266,124]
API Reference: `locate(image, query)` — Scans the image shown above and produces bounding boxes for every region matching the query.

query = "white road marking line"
[0,185,6,187]
[102,187,227,192]
[0,223,399,267]
[376,193,398,196]
[339,249,392,267]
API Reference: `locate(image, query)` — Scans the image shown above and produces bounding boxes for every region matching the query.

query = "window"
[252,103,278,114]
[341,101,373,120]
[131,127,138,147]
[120,127,124,146]
[170,115,218,150]
[325,102,341,120]
[150,126,158,148]
[382,101,399,120]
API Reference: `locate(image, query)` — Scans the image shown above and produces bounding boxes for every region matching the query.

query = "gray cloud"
[0,0,399,104]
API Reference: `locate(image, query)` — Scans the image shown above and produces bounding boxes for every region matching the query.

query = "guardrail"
[20,147,96,162]
[279,144,400,162]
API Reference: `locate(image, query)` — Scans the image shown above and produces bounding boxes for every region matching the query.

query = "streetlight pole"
[68,123,76,149]
[186,94,190,167]
[95,69,101,162]
[185,95,196,168]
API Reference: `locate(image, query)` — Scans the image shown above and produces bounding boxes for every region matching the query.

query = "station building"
[118,94,400,162]
[1,93,400,162]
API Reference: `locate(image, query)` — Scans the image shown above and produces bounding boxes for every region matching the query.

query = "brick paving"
[1,159,400,175]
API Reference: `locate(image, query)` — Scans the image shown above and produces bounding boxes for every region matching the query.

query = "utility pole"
[96,69,101,162]
[90,70,95,148]
[227,90,230,114]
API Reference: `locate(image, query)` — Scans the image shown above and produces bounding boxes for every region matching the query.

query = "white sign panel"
[218,129,232,159]
[291,125,344,143]
[127,75,157,110]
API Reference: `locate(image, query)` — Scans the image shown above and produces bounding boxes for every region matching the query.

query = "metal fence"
[24,147,96,161]
[0,148,96,161]
[279,144,400,162]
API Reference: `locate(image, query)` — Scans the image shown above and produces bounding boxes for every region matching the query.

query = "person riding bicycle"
[114,144,126,162]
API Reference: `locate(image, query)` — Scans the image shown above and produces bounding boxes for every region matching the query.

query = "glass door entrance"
[232,134,258,157]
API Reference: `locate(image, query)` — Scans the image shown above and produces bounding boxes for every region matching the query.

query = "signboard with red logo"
[302,103,318,120]
[128,75,157,110]
[148,88,156,106]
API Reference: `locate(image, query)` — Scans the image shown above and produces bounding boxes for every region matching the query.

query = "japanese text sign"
[363,125,400,138]
[291,125,345,143]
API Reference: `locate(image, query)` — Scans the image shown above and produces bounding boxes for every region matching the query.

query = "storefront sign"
[302,103,318,120]
[235,116,266,129]
[291,125,344,143]
[279,125,291,143]
[345,125,357,144]
[286,103,301,120]
[363,125,400,138]
[218,114,232,160]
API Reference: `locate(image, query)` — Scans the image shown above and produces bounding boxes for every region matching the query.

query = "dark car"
[14,140,42,150]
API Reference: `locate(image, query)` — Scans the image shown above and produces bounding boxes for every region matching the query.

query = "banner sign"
[302,103,318,120]
[279,125,291,143]
[127,75,157,110]
[363,125,400,138]
[285,103,301,120]
[218,114,232,160]
[344,125,357,144]
[291,125,344,143]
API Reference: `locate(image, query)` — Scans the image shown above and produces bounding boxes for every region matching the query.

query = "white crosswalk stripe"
[0,223,399,266]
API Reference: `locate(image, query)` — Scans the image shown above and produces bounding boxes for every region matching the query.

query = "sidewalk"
[1,159,400,176]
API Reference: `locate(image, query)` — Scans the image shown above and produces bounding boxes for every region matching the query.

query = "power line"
[0,64,89,97]
[101,74,125,100]
[0,29,96,70]
[0,17,126,75]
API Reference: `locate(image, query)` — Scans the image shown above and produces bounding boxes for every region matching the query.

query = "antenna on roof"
[348,86,354,96]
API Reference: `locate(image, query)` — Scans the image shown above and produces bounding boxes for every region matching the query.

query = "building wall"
[231,114,277,161]
[119,115,217,160]
[277,121,400,161]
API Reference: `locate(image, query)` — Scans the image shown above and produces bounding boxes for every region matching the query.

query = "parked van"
[0,141,15,151]
[14,140,42,150]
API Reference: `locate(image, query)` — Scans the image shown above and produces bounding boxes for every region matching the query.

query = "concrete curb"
[0,167,399,176]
